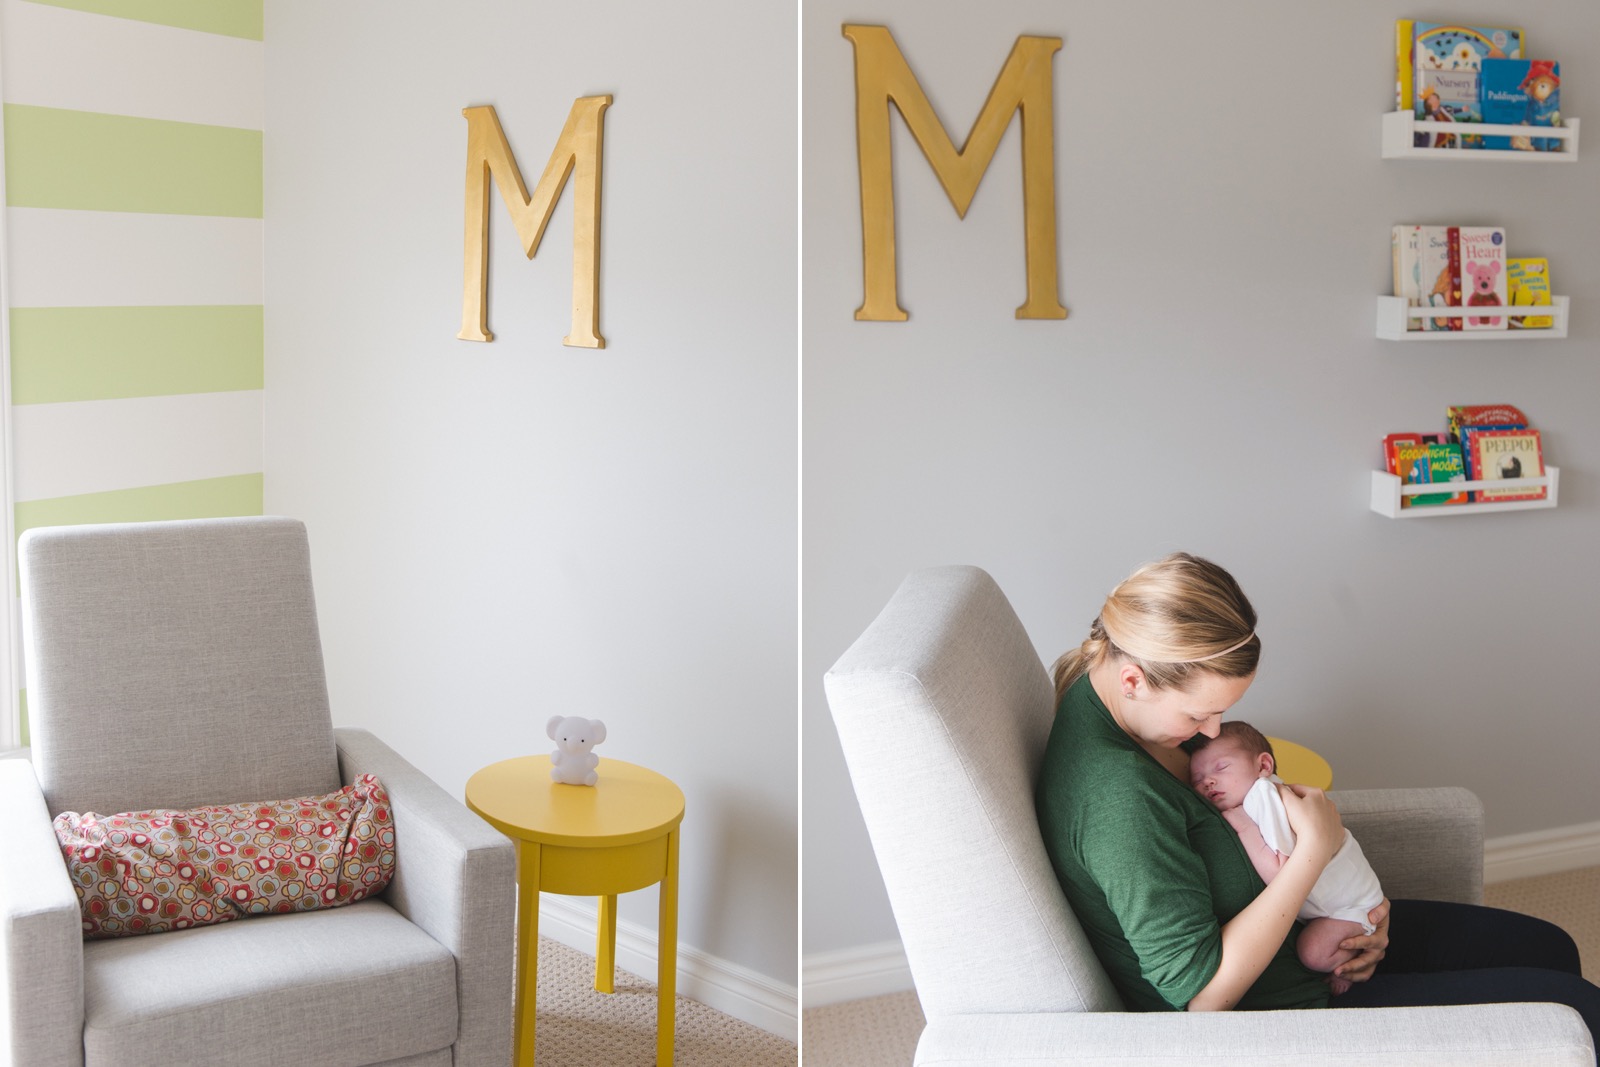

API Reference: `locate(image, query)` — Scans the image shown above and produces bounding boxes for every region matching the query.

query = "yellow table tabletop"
[1266,736,1333,790]
[466,756,684,1067]
[466,755,684,847]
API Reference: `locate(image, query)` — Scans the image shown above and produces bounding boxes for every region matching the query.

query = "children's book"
[1416,68,1480,146]
[1413,23,1524,148]
[1385,434,1466,506]
[1456,227,1507,330]
[1391,440,1435,508]
[1418,226,1458,331]
[1448,404,1529,441]
[1469,428,1545,501]
[1383,431,1422,478]
[1507,257,1553,328]
[1392,225,1423,330]
[1425,442,1468,505]
[1397,20,1417,113]
[1480,59,1562,150]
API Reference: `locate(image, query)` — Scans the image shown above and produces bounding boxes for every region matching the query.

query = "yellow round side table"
[1265,736,1333,790]
[466,755,685,1067]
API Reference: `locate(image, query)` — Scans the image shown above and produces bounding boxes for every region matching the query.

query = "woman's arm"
[1187,785,1344,1012]
[1221,806,1287,884]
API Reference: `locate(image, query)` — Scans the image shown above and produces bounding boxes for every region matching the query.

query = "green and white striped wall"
[2,0,265,743]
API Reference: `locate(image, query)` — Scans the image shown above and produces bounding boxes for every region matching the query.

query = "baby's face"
[1189,739,1269,811]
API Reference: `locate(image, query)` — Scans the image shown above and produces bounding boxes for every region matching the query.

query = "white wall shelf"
[1376,295,1569,340]
[1371,466,1559,518]
[1383,110,1580,161]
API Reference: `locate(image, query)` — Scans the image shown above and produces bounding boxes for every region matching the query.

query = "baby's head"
[1189,721,1276,812]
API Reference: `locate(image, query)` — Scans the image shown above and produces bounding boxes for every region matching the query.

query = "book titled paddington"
[1480,59,1561,151]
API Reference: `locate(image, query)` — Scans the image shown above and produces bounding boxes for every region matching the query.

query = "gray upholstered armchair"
[0,517,516,1067]
[824,565,1594,1066]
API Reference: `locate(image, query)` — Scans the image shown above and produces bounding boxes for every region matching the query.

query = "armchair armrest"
[917,1004,1593,1066]
[334,728,515,1067]
[1331,786,1484,904]
[0,759,84,1067]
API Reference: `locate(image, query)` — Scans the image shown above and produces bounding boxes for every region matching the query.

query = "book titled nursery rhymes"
[1469,428,1545,501]
[1507,257,1553,328]
[1408,21,1524,147]
[1399,20,1524,114]
[1456,227,1507,330]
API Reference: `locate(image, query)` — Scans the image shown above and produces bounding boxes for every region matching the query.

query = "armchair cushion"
[55,774,397,939]
[82,898,457,1067]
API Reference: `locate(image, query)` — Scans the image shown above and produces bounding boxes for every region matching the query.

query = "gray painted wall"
[261,0,798,988]
[803,0,1600,957]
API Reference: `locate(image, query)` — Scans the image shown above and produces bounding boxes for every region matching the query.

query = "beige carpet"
[534,935,796,1066]
[802,865,1600,1067]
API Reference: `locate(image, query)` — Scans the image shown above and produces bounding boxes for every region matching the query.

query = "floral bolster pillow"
[53,773,396,939]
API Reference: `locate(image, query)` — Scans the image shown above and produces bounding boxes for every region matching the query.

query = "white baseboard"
[799,821,1600,1008]
[1484,819,1600,884]
[800,940,912,1007]
[537,895,797,1043]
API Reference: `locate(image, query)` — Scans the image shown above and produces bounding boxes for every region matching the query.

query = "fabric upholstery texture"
[81,899,456,1067]
[0,760,84,1067]
[825,565,1122,1019]
[336,727,517,1067]
[21,517,340,818]
[825,565,1594,1066]
[55,773,396,939]
[3,517,518,1067]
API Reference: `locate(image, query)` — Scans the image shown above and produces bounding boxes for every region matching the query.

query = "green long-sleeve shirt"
[1035,675,1329,1012]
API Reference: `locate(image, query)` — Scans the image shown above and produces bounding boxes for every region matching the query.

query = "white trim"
[797,822,1600,1008]
[0,39,20,749]
[6,209,263,308]
[11,390,264,503]
[537,894,797,1043]
[1484,820,1600,884]
[0,0,263,130]
[800,940,912,1007]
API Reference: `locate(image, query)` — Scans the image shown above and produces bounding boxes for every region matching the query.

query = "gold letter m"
[458,98,611,347]
[843,25,1065,322]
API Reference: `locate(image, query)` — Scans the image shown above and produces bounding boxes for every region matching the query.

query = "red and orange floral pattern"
[53,774,396,939]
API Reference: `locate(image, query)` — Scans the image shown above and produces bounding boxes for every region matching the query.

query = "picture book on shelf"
[1399,21,1525,113]
[1480,59,1561,150]
[1384,433,1466,507]
[1448,404,1529,438]
[1411,22,1524,147]
[1397,441,1469,507]
[1457,227,1507,330]
[1419,226,1458,330]
[1507,257,1553,328]
[1392,225,1423,330]
[1468,428,1545,501]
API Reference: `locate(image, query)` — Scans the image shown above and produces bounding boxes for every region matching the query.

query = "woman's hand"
[1333,898,1391,983]
[1277,783,1344,867]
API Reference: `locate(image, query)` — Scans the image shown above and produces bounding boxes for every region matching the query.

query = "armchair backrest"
[19,516,341,817]
[824,565,1122,1018]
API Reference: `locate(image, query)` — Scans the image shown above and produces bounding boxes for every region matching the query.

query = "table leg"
[515,842,541,1067]
[656,828,679,1067]
[596,894,618,993]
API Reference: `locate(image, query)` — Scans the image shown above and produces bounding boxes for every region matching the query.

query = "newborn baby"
[1189,721,1384,994]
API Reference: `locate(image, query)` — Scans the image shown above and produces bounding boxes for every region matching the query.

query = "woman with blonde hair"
[1035,553,1599,1040]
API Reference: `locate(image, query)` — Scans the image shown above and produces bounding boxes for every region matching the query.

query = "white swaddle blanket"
[1240,776,1384,932]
